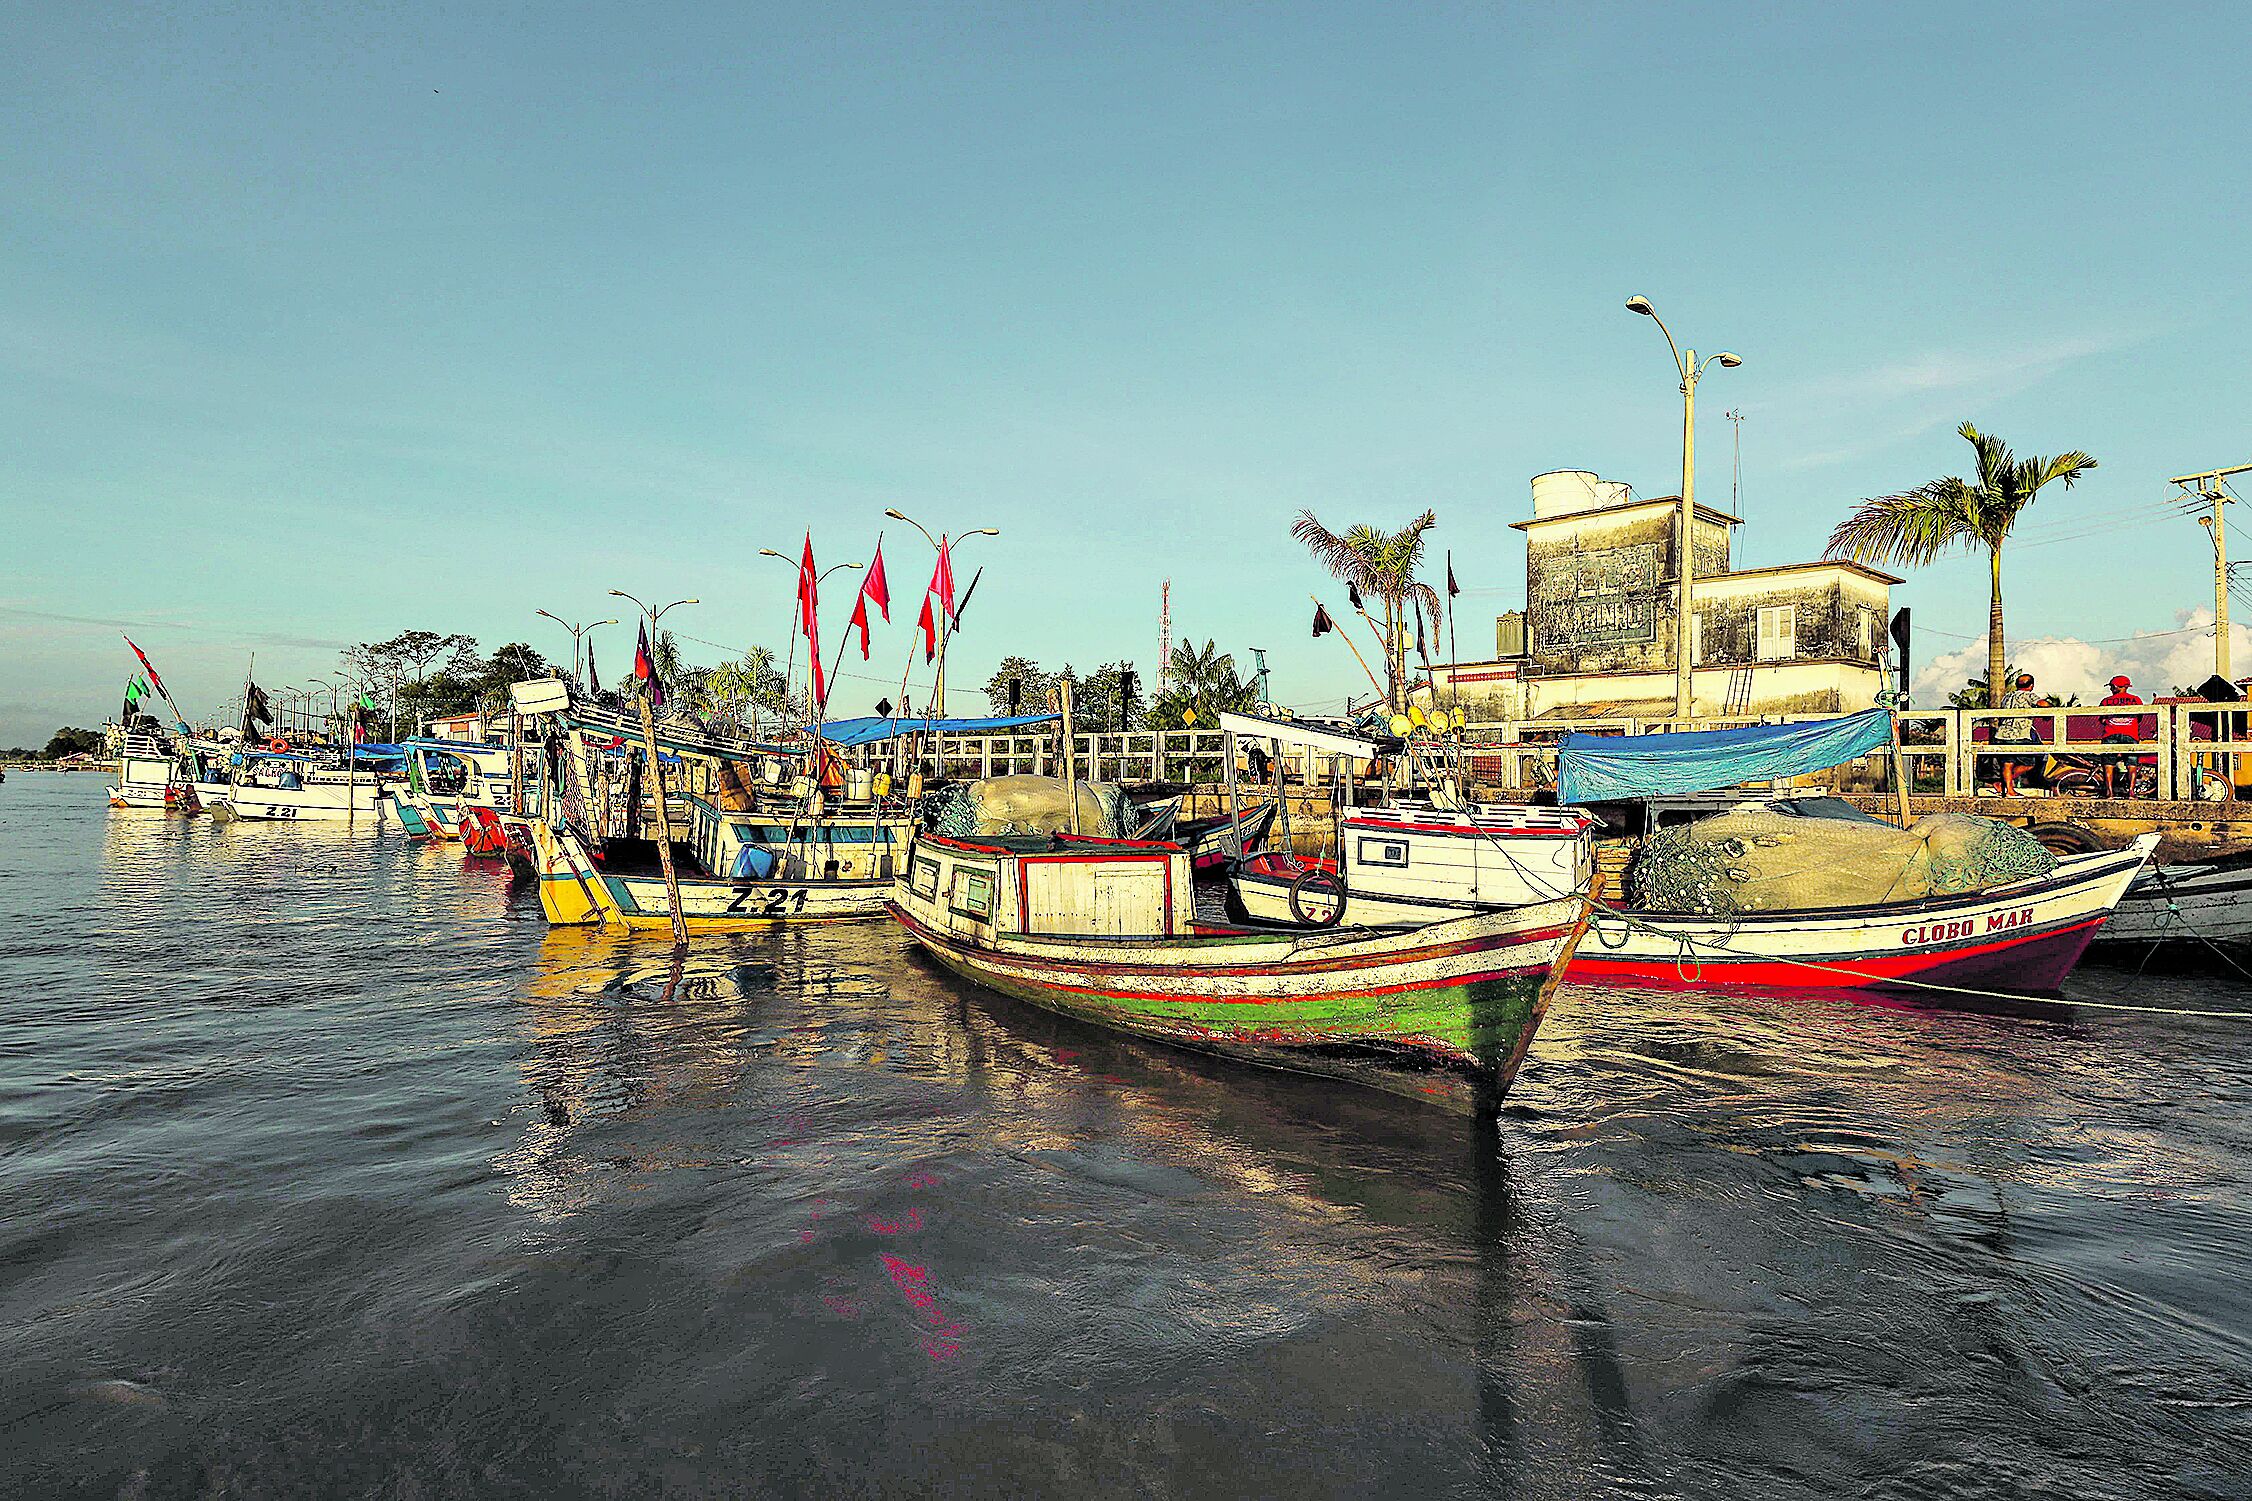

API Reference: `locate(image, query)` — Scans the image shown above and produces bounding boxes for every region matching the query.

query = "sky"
[3,2,2249,747]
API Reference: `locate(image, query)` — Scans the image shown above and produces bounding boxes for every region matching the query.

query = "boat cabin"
[899,833,1198,941]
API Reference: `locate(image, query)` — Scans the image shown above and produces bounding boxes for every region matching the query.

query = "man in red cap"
[2099,674,2148,796]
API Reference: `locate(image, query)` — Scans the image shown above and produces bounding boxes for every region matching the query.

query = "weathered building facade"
[1427,470,1899,723]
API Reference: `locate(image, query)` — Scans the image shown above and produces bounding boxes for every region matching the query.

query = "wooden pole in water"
[636,686,689,947]
[1060,677,1080,835]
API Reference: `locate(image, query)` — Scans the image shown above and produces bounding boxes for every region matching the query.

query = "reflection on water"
[4,775,2250,1497]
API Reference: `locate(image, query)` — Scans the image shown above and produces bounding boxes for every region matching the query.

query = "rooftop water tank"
[1530,470,1603,518]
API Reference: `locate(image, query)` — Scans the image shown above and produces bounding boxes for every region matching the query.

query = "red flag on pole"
[864,541,891,621]
[849,592,873,659]
[123,637,169,700]
[929,539,956,623]
[797,534,826,703]
[917,594,938,663]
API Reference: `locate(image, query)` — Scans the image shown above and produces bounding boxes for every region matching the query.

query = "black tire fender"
[2027,821,2106,856]
[1288,867,1347,928]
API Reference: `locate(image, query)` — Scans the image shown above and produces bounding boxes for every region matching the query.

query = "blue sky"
[4,2,2248,745]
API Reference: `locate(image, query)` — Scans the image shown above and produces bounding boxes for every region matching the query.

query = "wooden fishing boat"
[528,808,908,929]
[2088,847,2252,954]
[1570,836,2157,994]
[888,830,1590,1113]
[1232,800,1593,928]
[108,730,183,809]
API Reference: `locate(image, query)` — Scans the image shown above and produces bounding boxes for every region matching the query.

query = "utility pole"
[2177,461,2252,680]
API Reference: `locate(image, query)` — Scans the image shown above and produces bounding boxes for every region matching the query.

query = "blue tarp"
[1555,709,1893,804]
[821,713,1059,746]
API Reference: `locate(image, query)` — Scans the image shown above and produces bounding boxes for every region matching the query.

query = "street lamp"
[1626,296,1742,721]
[536,609,620,690]
[883,510,1000,713]
[309,677,339,741]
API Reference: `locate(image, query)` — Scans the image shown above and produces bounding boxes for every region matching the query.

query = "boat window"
[735,823,794,843]
[1356,837,1409,868]
[911,857,940,899]
[951,869,994,919]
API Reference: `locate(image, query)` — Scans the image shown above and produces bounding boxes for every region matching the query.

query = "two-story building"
[1427,469,1899,723]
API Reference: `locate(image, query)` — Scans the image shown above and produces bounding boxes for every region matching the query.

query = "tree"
[705,645,802,733]
[984,656,1052,717]
[1291,509,1441,710]
[1824,423,2096,713]
[1143,640,1255,728]
[45,727,104,758]
[1078,661,1139,731]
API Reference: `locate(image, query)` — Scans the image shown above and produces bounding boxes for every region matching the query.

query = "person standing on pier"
[1993,672,2043,796]
[2099,674,2151,797]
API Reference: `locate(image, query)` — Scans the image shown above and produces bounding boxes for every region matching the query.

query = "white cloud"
[1912,607,2249,705]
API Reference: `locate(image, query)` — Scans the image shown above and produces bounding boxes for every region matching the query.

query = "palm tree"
[1291,509,1441,709]
[1144,640,1255,728]
[1824,423,2095,707]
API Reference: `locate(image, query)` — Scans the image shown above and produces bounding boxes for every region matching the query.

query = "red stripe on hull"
[1568,917,2104,995]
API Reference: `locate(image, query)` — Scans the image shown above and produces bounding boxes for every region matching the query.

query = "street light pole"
[1627,297,1741,722]
[536,610,620,690]
[884,510,998,715]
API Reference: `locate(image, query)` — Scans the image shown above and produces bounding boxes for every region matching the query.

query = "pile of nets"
[926,775,1135,839]
[1628,806,2058,916]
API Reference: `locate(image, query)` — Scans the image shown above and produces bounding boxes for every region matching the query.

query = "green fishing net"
[1628,806,2059,915]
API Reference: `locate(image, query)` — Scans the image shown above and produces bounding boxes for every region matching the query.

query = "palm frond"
[1823,482,1977,567]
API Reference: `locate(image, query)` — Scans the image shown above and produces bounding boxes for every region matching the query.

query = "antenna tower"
[1158,579,1172,695]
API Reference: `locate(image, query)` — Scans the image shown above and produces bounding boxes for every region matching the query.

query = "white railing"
[829,703,2252,803]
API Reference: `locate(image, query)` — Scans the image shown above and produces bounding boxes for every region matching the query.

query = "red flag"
[917,594,938,663]
[797,534,825,703]
[849,592,873,660]
[928,539,956,623]
[863,541,891,622]
[123,637,169,700]
[796,534,820,640]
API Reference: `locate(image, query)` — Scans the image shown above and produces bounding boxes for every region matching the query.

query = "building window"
[1756,605,1796,662]
[1858,611,1873,660]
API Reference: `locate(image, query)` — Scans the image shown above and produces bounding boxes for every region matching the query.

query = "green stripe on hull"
[918,940,1549,1113]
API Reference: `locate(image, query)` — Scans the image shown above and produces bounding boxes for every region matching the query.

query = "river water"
[4,773,2249,1498]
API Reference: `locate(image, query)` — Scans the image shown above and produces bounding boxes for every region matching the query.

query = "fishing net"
[1628,806,2058,915]
[927,775,1133,838]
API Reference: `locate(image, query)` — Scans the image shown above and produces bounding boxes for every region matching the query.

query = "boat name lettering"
[726,887,811,917]
[1898,906,2035,946]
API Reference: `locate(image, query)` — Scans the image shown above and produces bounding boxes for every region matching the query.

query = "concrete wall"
[1523,504,1733,676]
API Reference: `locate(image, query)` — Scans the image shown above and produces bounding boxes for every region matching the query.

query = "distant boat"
[2090,848,2252,954]
[889,830,1590,1114]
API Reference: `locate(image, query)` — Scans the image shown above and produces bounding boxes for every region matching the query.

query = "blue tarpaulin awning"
[1555,709,1893,804]
[821,714,1059,746]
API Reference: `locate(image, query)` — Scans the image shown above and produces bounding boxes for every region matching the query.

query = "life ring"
[1288,867,1347,928]
[267,738,290,753]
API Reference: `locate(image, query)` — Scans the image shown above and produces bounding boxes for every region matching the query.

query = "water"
[4,773,2250,1498]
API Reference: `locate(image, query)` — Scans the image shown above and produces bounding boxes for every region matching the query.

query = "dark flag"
[124,637,171,701]
[585,636,599,691]
[245,683,273,728]
[1346,580,1363,610]
[1312,603,1336,637]
[954,566,983,621]
[634,622,666,710]
[1415,605,1432,668]
[1447,554,1460,598]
